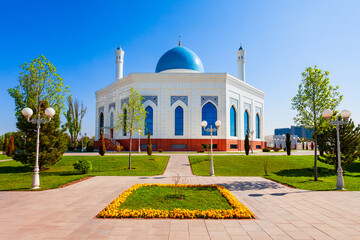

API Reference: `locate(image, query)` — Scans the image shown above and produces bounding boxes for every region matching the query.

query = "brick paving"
[1,154,360,239]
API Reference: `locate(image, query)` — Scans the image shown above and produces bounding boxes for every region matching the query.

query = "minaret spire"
[179,35,181,46]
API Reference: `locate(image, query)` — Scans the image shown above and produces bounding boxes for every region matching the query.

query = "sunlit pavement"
[1,154,359,240]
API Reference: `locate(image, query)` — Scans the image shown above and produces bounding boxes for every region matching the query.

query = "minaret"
[237,44,246,82]
[115,45,124,80]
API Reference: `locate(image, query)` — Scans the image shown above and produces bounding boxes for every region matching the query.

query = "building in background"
[274,126,313,140]
[95,42,265,151]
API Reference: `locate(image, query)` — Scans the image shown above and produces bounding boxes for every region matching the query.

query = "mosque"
[95,40,265,151]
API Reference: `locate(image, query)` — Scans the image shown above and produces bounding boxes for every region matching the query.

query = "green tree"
[0,135,3,152]
[99,132,106,156]
[2,135,8,154]
[147,132,152,156]
[291,66,342,181]
[286,133,291,156]
[244,134,250,155]
[115,87,146,169]
[318,118,360,170]
[8,55,70,169]
[64,96,87,147]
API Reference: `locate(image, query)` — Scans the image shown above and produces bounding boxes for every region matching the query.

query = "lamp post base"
[31,169,40,189]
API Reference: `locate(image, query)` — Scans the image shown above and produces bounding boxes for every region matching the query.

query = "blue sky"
[1,0,359,136]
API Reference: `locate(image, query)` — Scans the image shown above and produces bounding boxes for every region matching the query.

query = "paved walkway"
[1,155,360,240]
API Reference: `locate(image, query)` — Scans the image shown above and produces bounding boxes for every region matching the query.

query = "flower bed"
[96,183,254,219]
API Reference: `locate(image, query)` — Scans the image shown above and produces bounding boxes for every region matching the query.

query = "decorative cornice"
[230,98,238,109]
[201,96,218,107]
[171,96,188,106]
[143,96,158,106]
[108,102,115,112]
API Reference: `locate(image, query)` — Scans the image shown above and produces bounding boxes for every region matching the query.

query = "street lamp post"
[250,130,254,153]
[322,109,351,190]
[138,129,142,153]
[201,120,221,176]
[79,132,87,152]
[22,105,55,189]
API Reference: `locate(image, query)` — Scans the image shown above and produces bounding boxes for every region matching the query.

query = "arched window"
[99,112,104,135]
[175,106,184,135]
[230,106,236,136]
[256,114,260,138]
[244,110,249,137]
[123,109,127,136]
[202,102,217,136]
[145,106,153,135]
[110,112,114,127]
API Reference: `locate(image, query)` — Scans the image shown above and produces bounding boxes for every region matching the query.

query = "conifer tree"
[147,132,152,156]
[318,118,360,170]
[245,134,250,155]
[6,135,15,157]
[99,132,106,156]
[286,133,291,156]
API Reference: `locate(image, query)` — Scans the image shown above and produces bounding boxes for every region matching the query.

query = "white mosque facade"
[95,43,265,151]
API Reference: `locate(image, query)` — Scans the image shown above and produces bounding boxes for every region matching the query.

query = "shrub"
[86,141,95,152]
[99,132,106,156]
[273,147,280,152]
[197,148,204,153]
[73,159,92,174]
[262,147,270,152]
[68,146,75,151]
[158,149,163,153]
[116,144,123,153]
[147,132,152,156]
[244,134,250,155]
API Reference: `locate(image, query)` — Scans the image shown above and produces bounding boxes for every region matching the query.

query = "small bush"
[86,141,94,152]
[68,146,75,151]
[262,148,270,152]
[158,149,163,153]
[73,160,92,174]
[273,147,280,152]
[197,148,204,153]
[116,144,123,152]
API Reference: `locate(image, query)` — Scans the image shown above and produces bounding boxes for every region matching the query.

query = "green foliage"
[6,135,15,157]
[291,65,342,180]
[188,155,360,191]
[244,134,250,155]
[86,141,95,152]
[0,155,169,190]
[262,147,270,152]
[73,159,92,174]
[115,87,146,169]
[318,118,360,170]
[118,186,232,211]
[99,132,106,156]
[2,135,8,154]
[147,131,152,156]
[8,55,69,168]
[286,133,291,156]
[64,96,87,147]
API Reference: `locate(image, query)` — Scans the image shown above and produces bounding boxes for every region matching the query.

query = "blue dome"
[155,46,204,73]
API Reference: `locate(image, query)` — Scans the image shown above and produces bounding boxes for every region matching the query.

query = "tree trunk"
[129,132,132,169]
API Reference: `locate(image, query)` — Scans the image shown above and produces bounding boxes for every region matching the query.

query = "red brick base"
[95,138,265,152]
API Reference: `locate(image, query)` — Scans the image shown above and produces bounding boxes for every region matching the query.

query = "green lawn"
[0,154,11,160]
[189,155,360,191]
[119,186,232,211]
[0,155,169,191]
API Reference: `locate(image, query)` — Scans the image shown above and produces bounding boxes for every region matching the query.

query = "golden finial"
[179,35,181,46]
